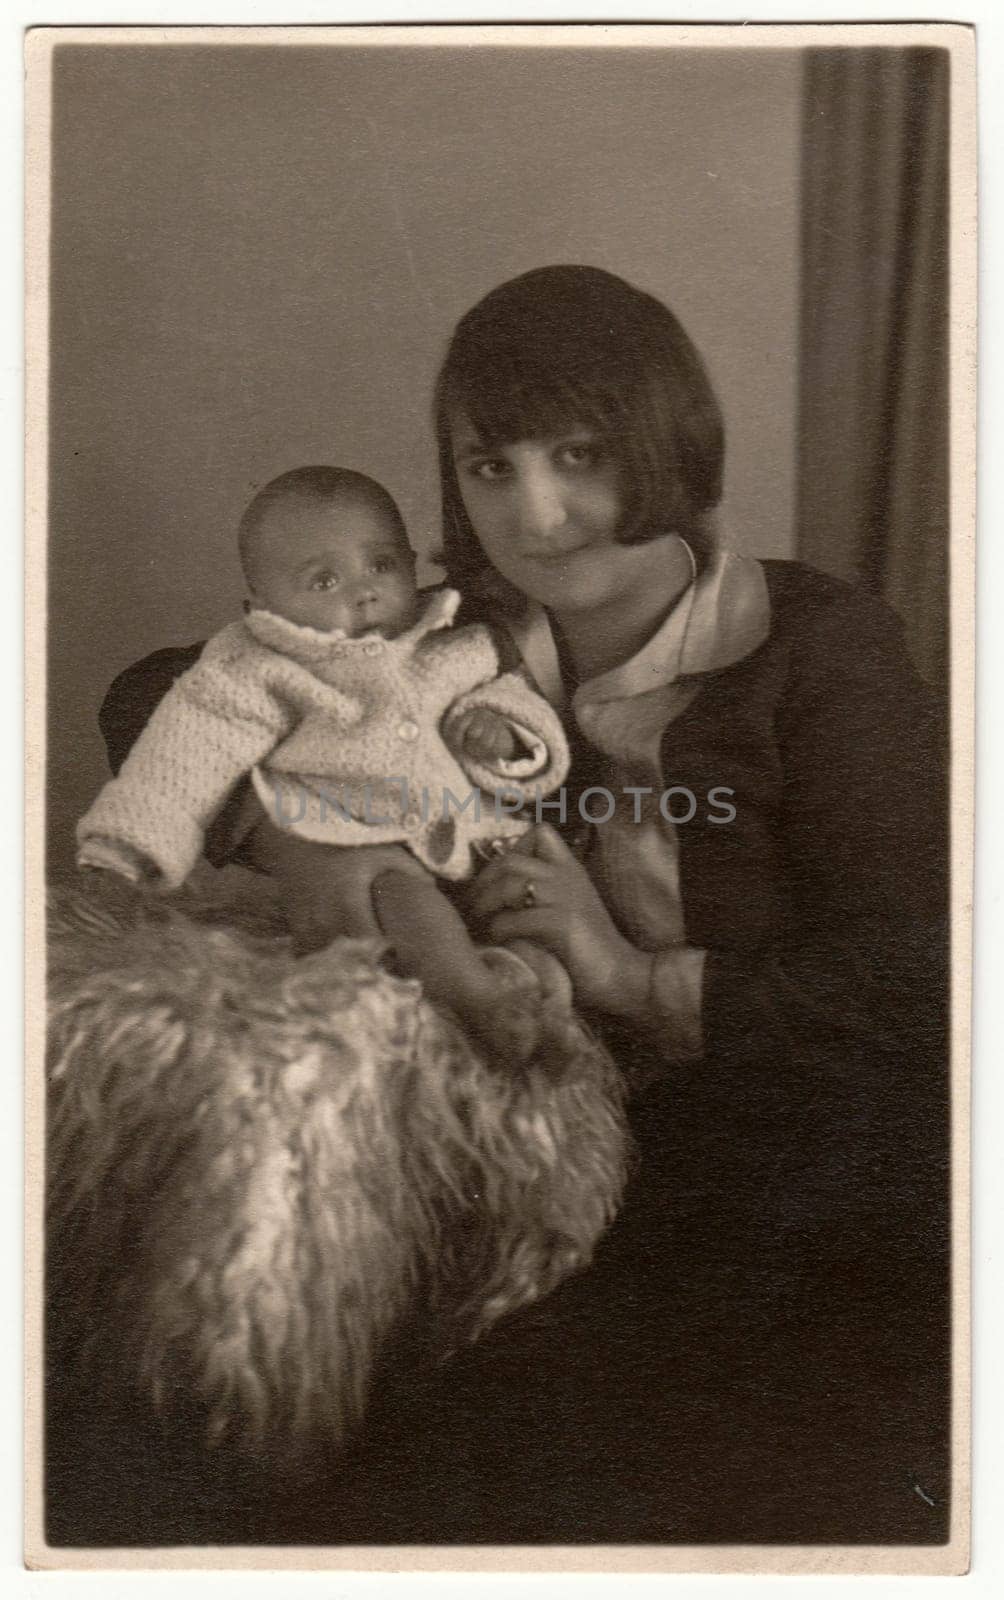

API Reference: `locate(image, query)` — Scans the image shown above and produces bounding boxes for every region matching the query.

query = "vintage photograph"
[27,23,973,1571]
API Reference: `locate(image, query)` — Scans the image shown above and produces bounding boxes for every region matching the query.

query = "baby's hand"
[463,709,520,764]
[78,837,159,885]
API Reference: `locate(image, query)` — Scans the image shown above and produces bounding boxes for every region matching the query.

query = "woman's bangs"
[443,361,621,451]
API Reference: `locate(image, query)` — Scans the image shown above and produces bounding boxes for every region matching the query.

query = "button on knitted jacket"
[77,589,570,887]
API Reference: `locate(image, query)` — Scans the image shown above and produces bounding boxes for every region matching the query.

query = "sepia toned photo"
[25,22,974,1574]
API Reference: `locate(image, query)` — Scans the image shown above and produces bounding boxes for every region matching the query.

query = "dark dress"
[53,560,951,1546]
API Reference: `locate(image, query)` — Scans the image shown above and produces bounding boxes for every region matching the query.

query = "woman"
[94,265,950,1544]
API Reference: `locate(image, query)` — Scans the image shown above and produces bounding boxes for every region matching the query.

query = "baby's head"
[239,466,419,638]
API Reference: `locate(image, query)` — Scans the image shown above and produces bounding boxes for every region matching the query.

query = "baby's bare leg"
[373,869,544,1062]
[261,826,558,1063]
[503,939,574,1011]
[259,827,423,953]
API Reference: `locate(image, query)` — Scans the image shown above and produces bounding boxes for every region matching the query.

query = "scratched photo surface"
[36,30,964,1565]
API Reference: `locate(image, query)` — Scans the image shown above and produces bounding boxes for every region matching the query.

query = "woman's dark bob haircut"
[434,265,725,609]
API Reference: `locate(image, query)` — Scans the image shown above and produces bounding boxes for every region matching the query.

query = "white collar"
[503,548,770,710]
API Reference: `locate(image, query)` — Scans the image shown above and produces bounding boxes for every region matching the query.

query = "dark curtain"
[798,47,950,688]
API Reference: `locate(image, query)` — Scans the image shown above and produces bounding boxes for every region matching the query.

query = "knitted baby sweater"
[78,589,569,887]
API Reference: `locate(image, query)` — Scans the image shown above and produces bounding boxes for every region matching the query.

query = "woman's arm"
[466,825,704,1059]
[99,646,202,771]
[470,582,946,1074]
[696,585,947,1072]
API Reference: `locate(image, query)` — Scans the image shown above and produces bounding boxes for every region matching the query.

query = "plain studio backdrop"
[45,42,805,868]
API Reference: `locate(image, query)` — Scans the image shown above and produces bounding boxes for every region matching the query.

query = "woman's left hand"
[466,823,648,1013]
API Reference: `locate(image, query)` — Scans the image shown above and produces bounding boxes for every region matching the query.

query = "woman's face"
[451,416,658,613]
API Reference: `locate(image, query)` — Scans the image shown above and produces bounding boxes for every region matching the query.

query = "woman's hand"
[466,823,650,1015]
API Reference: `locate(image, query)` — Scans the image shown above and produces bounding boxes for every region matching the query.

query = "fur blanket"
[46,867,629,1465]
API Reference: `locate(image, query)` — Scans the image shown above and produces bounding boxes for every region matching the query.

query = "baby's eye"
[371,555,397,575]
[309,570,340,592]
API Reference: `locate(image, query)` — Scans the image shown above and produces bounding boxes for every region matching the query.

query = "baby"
[77,466,572,1060]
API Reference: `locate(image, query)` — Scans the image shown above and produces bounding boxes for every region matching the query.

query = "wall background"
[47,42,803,867]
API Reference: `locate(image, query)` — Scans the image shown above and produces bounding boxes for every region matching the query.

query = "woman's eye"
[559,442,600,469]
[310,571,339,592]
[470,459,511,482]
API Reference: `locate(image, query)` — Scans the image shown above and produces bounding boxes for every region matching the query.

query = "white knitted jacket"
[77,589,570,888]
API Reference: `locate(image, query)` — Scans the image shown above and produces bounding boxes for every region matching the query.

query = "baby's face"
[249,495,419,638]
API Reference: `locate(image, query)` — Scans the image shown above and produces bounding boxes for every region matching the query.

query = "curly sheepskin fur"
[46,869,629,1465]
